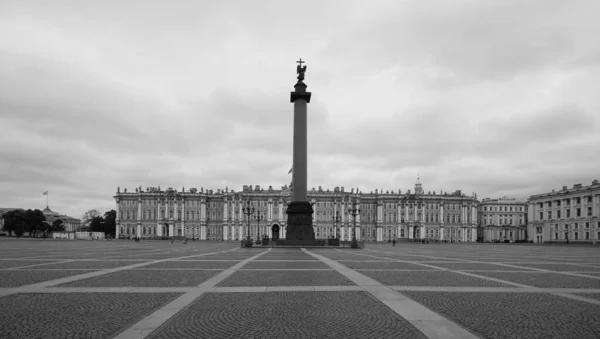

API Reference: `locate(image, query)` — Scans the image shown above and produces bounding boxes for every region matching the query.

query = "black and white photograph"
[1,1,599,338]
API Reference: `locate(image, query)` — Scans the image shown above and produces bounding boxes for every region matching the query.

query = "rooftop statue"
[296,58,307,81]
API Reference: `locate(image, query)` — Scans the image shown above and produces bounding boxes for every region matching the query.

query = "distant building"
[477,197,528,242]
[41,206,81,232]
[528,180,600,244]
[114,179,479,242]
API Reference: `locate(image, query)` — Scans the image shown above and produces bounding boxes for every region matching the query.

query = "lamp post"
[347,200,360,248]
[242,200,255,247]
[255,209,264,244]
[333,211,341,239]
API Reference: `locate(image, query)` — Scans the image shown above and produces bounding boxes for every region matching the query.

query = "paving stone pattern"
[509,263,600,272]
[0,293,180,339]
[339,261,431,270]
[471,271,600,288]
[147,292,428,339]
[143,260,240,269]
[402,292,600,339]
[0,260,62,269]
[421,262,537,271]
[26,260,146,269]
[241,260,331,269]
[217,270,355,287]
[2,239,600,338]
[0,270,98,287]
[58,269,223,287]
[359,270,516,287]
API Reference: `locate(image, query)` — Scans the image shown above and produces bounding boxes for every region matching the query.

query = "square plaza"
[1,240,599,339]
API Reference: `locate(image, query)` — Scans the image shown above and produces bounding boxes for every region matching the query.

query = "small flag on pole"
[288,167,293,174]
[42,191,48,196]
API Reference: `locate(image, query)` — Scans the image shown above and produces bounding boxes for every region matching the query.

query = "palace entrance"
[271,224,280,240]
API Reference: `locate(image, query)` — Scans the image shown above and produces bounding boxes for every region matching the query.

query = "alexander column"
[285,59,316,244]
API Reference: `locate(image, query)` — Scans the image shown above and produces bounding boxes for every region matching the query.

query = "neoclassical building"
[41,206,81,232]
[528,180,600,243]
[114,179,479,242]
[477,197,528,242]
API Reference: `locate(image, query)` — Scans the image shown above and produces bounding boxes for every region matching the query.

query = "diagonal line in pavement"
[0,247,240,299]
[303,248,480,339]
[112,248,272,339]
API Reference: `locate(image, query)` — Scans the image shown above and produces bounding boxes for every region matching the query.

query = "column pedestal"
[280,201,316,245]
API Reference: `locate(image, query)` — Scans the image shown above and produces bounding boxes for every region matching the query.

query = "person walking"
[392,239,396,246]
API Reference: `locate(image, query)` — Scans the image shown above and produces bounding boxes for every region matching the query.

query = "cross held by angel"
[296,58,307,81]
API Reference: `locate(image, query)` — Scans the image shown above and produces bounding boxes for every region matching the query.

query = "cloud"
[1,0,599,219]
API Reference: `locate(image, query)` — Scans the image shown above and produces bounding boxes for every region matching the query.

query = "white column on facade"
[223,225,228,241]
[377,203,382,223]
[157,199,161,221]
[115,198,121,238]
[268,200,273,222]
[408,226,414,239]
[440,204,444,225]
[421,204,425,223]
[200,200,206,240]
[440,226,444,241]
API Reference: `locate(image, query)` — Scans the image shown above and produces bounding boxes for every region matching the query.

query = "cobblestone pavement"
[0,260,63,269]
[216,270,354,287]
[339,260,433,270]
[241,260,331,269]
[146,291,427,339]
[143,260,239,269]
[58,269,223,287]
[470,271,600,288]
[0,293,180,339]
[1,239,600,338]
[402,292,600,339]
[358,270,516,287]
[0,269,99,287]
[25,260,149,269]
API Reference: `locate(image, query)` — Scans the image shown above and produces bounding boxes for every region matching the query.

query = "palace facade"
[114,179,479,242]
[477,197,528,242]
[528,180,600,243]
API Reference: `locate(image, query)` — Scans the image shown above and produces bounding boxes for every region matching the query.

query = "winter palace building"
[114,179,479,242]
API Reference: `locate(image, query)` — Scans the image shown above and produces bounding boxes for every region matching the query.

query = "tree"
[81,209,101,230]
[89,216,105,233]
[2,210,29,237]
[103,210,116,237]
[51,219,65,232]
[25,209,46,237]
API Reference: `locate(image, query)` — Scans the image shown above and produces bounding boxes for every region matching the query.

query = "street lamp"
[347,200,360,248]
[332,211,341,241]
[255,209,264,244]
[242,200,255,247]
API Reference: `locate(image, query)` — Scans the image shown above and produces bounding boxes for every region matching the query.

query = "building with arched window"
[114,178,479,242]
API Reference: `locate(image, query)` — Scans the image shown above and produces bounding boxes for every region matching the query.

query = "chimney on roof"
[574,183,582,188]
[593,180,599,185]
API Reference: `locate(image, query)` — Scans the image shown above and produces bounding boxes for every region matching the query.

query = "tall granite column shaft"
[284,75,316,243]
[292,83,309,201]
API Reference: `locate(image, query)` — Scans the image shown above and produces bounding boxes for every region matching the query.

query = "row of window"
[539,207,593,220]
[539,196,594,208]
[554,231,599,240]
[481,206,525,212]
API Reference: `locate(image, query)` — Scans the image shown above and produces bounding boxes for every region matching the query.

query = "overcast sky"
[1,0,599,219]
